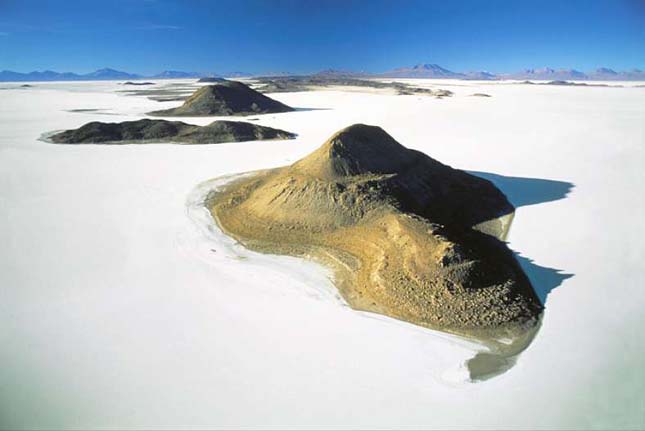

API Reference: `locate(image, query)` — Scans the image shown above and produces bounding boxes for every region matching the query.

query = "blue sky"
[0,0,643,74]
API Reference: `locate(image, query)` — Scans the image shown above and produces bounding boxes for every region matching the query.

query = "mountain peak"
[84,68,140,79]
[595,67,617,73]
[413,63,444,70]
[382,63,463,78]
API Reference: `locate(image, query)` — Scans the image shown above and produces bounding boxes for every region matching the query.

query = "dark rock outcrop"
[50,119,296,144]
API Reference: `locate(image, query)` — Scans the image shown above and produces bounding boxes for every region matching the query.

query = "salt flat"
[1,80,644,429]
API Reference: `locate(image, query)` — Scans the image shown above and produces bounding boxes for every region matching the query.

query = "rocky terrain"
[49,119,295,144]
[543,80,612,87]
[209,124,543,342]
[252,75,453,97]
[520,80,615,87]
[148,80,294,116]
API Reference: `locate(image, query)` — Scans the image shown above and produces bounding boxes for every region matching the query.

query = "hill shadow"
[468,171,574,208]
[514,253,573,304]
[468,171,575,305]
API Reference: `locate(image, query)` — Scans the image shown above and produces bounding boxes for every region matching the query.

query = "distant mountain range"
[378,64,645,81]
[0,68,208,82]
[0,68,138,81]
[498,67,645,81]
[152,70,203,79]
[1,65,644,82]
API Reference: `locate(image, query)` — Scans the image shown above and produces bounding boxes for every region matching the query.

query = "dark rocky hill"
[148,81,294,116]
[50,119,295,144]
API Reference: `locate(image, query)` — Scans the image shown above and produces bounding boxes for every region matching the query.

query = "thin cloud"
[136,24,182,31]
[0,32,9,36]
[0,22,38,32]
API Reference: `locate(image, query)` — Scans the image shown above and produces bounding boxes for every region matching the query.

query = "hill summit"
[149,80,294,116]
[292,124,418,179]
[287,124,516,236]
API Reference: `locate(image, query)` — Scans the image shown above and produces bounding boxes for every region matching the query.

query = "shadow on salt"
[470,171,575,304]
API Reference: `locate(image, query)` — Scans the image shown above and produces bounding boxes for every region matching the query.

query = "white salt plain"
[0,79,644,429]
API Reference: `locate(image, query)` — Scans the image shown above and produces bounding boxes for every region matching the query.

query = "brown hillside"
[209,124,543,342]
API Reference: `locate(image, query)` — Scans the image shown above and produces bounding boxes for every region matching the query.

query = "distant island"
[148,81,295,116]
[253,74,454,97]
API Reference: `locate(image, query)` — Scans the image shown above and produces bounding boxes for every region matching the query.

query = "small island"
[49,119,296,144]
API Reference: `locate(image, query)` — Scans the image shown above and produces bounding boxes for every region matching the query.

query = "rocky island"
[148,80,294,116]
[207,124,543,378]
[49,119,296,144]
